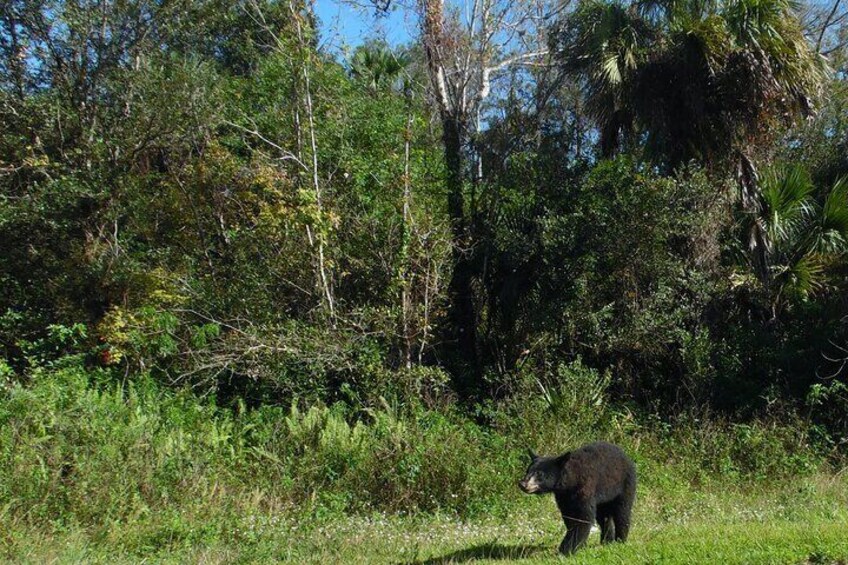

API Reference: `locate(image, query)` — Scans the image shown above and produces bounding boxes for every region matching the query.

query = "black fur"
[519,441,636,555]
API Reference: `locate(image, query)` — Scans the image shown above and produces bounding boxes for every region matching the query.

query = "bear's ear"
[555,451,571,465]
[527,448,539,461]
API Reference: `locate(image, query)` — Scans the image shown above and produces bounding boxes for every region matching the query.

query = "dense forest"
[1,0,848,561]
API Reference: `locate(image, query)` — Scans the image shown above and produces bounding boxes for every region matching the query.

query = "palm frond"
[723,0,827,107]
[554,0,654,155]
[772,251,830,303]
[759,164,815,247]
[813,177,848,254]
[349,43,410,92]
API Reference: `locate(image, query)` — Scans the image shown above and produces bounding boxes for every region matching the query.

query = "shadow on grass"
[398,542,548,564]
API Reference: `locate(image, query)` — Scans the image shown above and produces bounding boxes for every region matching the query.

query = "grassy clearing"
[269,476,848,564]
[3,369,848,563]
[4,474,847,563]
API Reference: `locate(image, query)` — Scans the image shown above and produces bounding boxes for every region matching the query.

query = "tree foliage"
[552,0,826,165]
[2,0,848,440]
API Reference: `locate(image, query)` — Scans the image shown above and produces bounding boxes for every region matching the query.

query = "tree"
[551,0,650,157]
[800,0,848,58]
[555,0,825,165]
[742,164,848,317]
[553,0,827,276]
[349,41,411,93]
[417,0,553,388]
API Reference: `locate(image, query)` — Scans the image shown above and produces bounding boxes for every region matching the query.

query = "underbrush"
[0,362,840,558]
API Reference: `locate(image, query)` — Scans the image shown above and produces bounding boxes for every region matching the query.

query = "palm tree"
[557,0,824,165]
[349,42,411,93]
[744,164,848,316]
[552,0,654,157]
[553,0,826,273]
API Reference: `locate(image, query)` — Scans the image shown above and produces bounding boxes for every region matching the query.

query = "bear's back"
[562,442,635,502]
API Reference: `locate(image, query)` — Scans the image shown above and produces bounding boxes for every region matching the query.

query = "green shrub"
[0,361,832,544]
[649,414,825,483]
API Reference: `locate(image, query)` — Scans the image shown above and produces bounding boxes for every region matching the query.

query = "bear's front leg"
[555,493,595,555]
[558,519,592,555]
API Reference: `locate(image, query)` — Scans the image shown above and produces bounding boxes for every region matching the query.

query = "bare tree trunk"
[289,0,335,323]
[5,13,26,100]
[401,108,414,369]
[443,115,480,382]
[417,0,551,387]
[420,0,480,385]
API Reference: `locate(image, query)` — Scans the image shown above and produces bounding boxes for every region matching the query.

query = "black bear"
[519,441,636,555]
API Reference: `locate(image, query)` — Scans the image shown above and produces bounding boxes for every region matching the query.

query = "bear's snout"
[518,477,539,493]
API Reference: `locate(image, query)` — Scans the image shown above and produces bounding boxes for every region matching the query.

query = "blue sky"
[313,0,414,54]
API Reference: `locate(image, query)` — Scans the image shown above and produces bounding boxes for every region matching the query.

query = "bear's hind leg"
[612,500,632,542]
[597,504,615,544]
[613,474,636,542]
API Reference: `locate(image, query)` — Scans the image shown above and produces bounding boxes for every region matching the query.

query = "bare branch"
[223,119,310,171]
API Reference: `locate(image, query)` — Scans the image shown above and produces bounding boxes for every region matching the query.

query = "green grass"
[4,476,848,563]
[3,367,848,563]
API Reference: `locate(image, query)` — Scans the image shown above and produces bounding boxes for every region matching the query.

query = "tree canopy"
[2,0,848,437]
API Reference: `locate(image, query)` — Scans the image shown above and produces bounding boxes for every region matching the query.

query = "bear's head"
[518,449,568,494]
